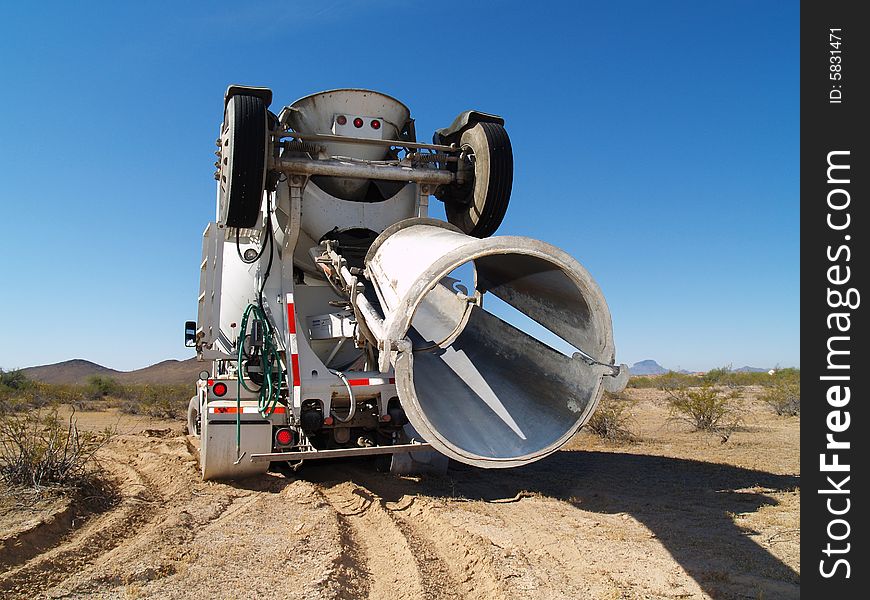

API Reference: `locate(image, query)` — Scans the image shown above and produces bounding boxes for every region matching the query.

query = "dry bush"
[629,371,701,390]
[760,381,800,416]
[666,384,742,441]
[1,374,193,421]
[0,407,114,496]
[85,375,123,399]
[1,381,88,414]
[118,384,191,419]
[587,392,634,441]
[0,368,34,392]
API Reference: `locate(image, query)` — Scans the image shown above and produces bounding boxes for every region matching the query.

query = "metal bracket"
[249,441,433,462]
[283,176,306,254]
[417,184,432,218]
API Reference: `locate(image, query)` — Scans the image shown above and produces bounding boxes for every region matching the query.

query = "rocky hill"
[21,358,202,385]
[629,359,669,376]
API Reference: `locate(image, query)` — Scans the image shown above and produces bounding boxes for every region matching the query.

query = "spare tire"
[218,94,268,228]
[438,122,513,238]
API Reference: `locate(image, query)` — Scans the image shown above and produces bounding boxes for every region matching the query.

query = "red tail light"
[370,119,381,130]
[336,115,347,126]
[212,382,227,397]
[353,117,364,128]
[275,428,294,446]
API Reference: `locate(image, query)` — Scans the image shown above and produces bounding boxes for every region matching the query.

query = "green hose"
[234,303,284,459]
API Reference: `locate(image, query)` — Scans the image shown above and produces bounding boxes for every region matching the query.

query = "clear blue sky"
[0,1,798,373]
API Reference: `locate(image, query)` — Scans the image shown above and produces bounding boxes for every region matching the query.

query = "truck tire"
[187,395,201,437]
[219,94,268,228]
[439,122,513,238]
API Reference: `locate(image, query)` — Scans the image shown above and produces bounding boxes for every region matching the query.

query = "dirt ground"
[0,388,799,599]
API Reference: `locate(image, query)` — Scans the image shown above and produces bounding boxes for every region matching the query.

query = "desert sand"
[1,387,799,599]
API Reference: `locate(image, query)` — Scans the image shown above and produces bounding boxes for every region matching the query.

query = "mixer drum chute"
[365,219,622,468]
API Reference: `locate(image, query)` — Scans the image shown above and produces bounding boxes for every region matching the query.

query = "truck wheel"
[218,94,268,229]
[439,122,513,238]
[187,396,201,437]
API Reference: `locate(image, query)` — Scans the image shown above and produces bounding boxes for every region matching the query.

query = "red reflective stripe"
[346,378,397,386]
[286,303,296,334]
[212,406,287,414]
[291,354,301,386]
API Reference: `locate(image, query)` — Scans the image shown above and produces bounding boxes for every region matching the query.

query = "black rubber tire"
[441,122,513,238]
[219,94,268,228]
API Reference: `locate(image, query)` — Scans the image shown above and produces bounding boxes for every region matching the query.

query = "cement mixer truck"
[184,86,628,479]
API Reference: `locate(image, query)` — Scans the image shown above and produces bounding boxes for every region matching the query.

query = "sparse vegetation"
[0,376,192,420]
[666,384,742,441]
[629,371,699,389]
[629,366,800,390]
[0,407,114,497]
[0,368,35,392]
[760,381,800,416]
[587,392,634,441]
[118,384,191,419]
[86,375,123,399]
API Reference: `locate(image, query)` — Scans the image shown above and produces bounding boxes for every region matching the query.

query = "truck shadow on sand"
[348,451,800,600]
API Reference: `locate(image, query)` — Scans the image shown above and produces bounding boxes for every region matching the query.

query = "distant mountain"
[20,359,121,385]
[629,359,669,376]
[21,358,202,386]
[734,366,769,373]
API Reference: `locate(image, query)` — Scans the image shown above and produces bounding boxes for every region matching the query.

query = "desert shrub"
[702,364,798,388]
[0,387,55,415]
[86,375,123,399]
[1,368,34,391]
[119,384,192,419]
[760,381,800,416]
[43,383,89,405]
[701,364,747,387]
[770,367,800,385]
[666,384,742,438]
[2,378,194,420]
[587,392,634,441]
[657,371,697,390]
[628,371,699,390]
[626,367,799,390]
[2,382,96,414]
[0,407,113,492]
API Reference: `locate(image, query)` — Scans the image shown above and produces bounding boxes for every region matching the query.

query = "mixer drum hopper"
[366,219,626,468]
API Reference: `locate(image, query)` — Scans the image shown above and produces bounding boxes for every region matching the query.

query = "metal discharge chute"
[364,219,623,468]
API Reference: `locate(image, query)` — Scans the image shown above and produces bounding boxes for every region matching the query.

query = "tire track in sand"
[318,481,431,600]
[385,496,510,600]
[343,469,510,600]
[0,457,157,598]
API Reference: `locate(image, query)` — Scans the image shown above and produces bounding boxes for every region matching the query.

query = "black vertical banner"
[802,1,868,596]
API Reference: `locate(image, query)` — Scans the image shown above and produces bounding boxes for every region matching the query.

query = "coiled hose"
[233,303,284,461]
[237,303,283,417]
